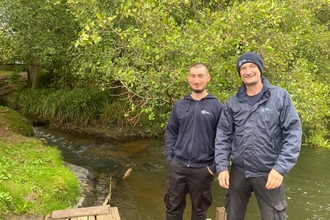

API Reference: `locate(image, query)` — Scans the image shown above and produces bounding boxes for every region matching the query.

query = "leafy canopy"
[1,0,330,146]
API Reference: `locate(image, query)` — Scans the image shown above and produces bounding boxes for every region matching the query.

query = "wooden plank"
[109,207,121,220]
[45,214,68,220]
[97,207,120,220]
[216,207,227,220]
[50,205,110,219]
[96,214,110,220]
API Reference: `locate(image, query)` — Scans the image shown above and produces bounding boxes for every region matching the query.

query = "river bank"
[0,73,135,219]
[0,106,82,219]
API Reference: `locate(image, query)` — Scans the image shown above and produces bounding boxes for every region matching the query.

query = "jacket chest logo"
[260,107,273,112]
[201,110,212,115]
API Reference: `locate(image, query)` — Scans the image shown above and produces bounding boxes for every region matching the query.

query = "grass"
[0,106,34,137]
[0,70,13,76]
[0,106,80,219]
[8,87,165,137]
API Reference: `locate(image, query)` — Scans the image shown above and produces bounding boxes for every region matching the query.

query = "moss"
[0,106,34,137]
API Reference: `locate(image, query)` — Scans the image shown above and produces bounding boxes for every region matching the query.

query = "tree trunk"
[28,64,42,90]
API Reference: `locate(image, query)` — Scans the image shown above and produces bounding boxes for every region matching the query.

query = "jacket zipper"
[187,101,199,167]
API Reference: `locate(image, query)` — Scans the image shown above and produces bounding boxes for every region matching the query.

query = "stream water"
[34,126,330,220]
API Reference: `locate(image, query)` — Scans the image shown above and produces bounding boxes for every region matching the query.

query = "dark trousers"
[226,166,287,220]
[164,159,214,220]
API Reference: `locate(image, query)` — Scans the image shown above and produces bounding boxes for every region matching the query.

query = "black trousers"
[226,166,287,220]
[164,159,214,220]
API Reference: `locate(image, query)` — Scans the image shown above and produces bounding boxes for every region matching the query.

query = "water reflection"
[34,127,330,220]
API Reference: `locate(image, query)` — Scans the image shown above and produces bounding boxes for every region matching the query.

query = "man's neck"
[191,91,208,100]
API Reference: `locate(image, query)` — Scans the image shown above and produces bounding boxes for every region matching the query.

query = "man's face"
[239,62,261,86]
[188,67,210,93]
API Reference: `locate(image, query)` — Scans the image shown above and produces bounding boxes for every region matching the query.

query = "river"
[34,126,330,220]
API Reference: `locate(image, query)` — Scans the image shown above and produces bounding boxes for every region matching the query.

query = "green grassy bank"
[0,106,80,219]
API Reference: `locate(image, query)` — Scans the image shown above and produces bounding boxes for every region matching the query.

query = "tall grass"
[9,87,113,127]
[8,87,165,137]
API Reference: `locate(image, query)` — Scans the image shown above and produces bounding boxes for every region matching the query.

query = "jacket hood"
[183,93,218,112]
[183,93,217,100]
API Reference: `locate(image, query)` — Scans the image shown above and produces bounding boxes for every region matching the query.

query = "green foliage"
[100,101,130,128]
[9,88,165,137]
[5,72,20,84]
[2,0,330,146]
[0,140,80,217]
[8,87,113,127]
[4,66,24,84]
[0,0,79,89]
[279,58,330,147]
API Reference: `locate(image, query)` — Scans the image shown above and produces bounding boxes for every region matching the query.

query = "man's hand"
[266,168,283,190]
[218,170,230,189]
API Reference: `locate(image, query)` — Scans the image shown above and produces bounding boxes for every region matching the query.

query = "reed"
[8,87,164,137]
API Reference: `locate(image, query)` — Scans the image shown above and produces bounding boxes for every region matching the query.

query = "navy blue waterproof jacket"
[165,93,223,173]
[215,78,302,177]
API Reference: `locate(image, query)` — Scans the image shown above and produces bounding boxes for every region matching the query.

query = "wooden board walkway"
[45,205,120,220]
[45,204,225,220]
[45,177,121,220]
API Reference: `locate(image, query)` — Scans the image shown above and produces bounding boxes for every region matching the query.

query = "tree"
[67,0,330,145]
[0,0,79,89]
[2,0,330,146]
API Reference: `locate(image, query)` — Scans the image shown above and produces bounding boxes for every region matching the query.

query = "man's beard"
[191,87,206,93]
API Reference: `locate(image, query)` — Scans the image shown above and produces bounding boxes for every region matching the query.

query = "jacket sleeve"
[215,102,233,173]
[209,102,224,174]
[274,91,302,176]
[164,104,179,163]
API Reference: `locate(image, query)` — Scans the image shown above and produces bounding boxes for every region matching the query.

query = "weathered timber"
[216,207,227,220]
[45,205,120,220]
[102,178,114,206]
[51,205,110,218]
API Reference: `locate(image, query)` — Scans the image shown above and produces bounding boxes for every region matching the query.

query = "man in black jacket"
[164,63,223,220]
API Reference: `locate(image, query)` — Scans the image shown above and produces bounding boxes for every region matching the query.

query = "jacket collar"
[236,77,270,101]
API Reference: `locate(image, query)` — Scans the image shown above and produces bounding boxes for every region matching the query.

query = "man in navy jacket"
[215,52,302,220]
[164,63,223,220]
